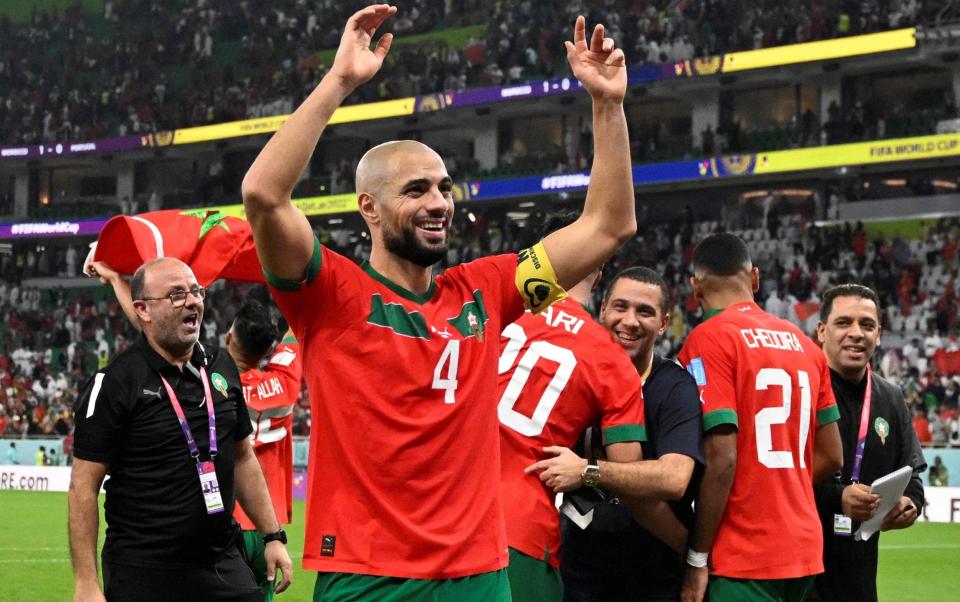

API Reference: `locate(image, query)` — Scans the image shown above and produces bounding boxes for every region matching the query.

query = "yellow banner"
[723,28,915,72]
[754,133,960,174]
[172,98,416,145]
[181,194,360,221]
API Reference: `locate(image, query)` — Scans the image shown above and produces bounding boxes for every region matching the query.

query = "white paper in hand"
[854,465,913,541]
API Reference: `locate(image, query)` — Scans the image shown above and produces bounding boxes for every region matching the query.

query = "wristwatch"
[581,463,601,488]
[263,528,287,545]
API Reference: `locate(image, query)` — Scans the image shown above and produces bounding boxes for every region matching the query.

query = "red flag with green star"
[91,209,264,285]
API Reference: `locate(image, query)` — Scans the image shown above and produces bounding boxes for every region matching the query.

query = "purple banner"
[0,218,108,239]
[0,131,174,161]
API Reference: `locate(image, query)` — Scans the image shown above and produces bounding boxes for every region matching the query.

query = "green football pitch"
[0,491,957,601]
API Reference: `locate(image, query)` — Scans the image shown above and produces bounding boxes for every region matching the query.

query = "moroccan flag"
[91,209,264,285]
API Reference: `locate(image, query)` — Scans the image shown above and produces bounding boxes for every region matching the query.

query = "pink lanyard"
[159,367,217,459]
[850,364,872,483]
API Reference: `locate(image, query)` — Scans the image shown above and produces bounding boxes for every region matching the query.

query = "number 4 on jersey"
[432,340,460,404]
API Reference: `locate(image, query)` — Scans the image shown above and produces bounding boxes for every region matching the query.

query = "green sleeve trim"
[703,408,738,431]
[817,404,841,426]
[263,237,322,292]
[603,424,647,445]
[280,336,297,344]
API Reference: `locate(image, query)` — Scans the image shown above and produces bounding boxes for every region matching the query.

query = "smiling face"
[357,141,454,267]
[599,278,669,365]
[817,294,881,383]
[134,259,204,358]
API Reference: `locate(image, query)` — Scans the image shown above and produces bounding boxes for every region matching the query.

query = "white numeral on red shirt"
[433,340,460,404]
[754,368,811,469]
[497,323,577,436]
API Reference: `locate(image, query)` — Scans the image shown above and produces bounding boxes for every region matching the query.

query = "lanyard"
[159,367,217,460]
[850,365,872,483]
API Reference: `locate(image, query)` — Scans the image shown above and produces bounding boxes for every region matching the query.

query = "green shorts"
[313,568,511,602]
[242,530,275,602]
[709,575,815,602]
[507,547,562,602]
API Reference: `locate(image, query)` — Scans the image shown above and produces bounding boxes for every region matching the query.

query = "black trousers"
[103,545,262,602]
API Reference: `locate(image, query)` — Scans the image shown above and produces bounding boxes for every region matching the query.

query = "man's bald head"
[355,140,444,199]
[130,257,195,300]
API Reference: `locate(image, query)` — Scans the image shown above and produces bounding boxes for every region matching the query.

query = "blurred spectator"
[928,455,948,486]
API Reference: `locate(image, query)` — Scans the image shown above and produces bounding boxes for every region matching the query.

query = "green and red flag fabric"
[91,209,263,285]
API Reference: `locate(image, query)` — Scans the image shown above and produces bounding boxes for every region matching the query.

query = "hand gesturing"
[330,4,397,90]
[564,16,627,103]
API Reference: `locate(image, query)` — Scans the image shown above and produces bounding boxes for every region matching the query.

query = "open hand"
[265,540,293,594]
[525,446,588,492]
[329,4,397,91]
[564,16,627,103]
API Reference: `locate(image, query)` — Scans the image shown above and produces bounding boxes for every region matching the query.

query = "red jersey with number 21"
[678,302,839,579]
[498,299,646,568]
[233,338,302,531]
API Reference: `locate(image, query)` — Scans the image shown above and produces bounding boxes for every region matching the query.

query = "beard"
[383,222,448,267]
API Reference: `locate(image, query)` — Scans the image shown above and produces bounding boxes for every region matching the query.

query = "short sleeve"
[678,328,739,432]
[246,342,303,413]
[72,372,128,464]
[598,353,646,445]
[816,352,840,427]
[654,373,705,463]
[266,238,334,335]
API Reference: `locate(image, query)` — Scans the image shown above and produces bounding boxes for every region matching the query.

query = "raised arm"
[241,5,396,281]
[542,16,636,290]
[87,261,139,330]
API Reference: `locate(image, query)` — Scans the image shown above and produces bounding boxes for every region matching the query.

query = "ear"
[690,275,702,301]
[750,267,760,293]
[659,312,670,335]
[133,300,151,324]
[816,321,826,346]
[357,192,380,225]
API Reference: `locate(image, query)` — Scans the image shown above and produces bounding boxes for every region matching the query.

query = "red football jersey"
[678,301,840,579]
[233,338,302,531]
[269,244,526,579]
[498,299,645,567]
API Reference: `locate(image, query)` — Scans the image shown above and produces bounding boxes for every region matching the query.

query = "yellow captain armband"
[515,241,567,314]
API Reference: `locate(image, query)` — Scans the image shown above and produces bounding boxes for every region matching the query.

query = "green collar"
[703,307,725,321]
[362,261,436,304]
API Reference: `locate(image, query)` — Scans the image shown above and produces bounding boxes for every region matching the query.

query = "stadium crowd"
[1,210,957,446]
[0,0,943,147]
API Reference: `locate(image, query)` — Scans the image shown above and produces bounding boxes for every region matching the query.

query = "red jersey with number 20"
[269,243,527,579]
[498,299,646,568]
[678,302,840,579]
[233,338,302,531]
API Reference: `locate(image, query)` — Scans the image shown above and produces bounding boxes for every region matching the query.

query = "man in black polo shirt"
[534,267,703,601]
[68,258,292,601]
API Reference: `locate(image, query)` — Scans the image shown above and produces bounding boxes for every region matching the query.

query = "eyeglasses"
[139,286,207,308]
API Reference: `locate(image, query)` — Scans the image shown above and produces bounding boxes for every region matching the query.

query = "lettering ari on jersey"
[499,299,646,567]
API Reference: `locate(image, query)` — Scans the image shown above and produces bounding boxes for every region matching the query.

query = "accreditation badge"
[833,514,852,537]
[197,460,225,514]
